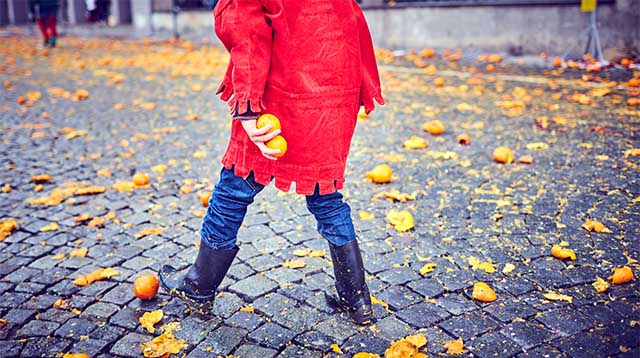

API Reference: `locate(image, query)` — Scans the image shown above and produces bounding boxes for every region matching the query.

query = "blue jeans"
[200,167,356,249]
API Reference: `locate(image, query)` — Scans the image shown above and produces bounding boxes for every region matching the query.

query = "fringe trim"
[222,160,346,195]
[228,92,266,115]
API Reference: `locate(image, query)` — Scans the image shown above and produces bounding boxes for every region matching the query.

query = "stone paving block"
[407,278,445,298]
[468,330,523,358]
[0,340,23,357]
[55,318,99,338]
[109,307,141,330]
[264,267,305,284]
[500,321,555,348]
[516,345,568,358]
[227,262,256,280]
[482,298,538,323]
[173,314,220,346]
[16,319,61,338]
[233,344,279,358]
[294,330,339,352]
[277,344,322,358]
[435,293,478,316]
[2,309,36,327]
[251,236,291,254]
[20,337,72,358]
[376,285,422,310]
[188,326,247,357]
[315,316,359,341]
[536,308,595,336]
[0,292,31,309]
[70,337,111,357]
[248,322,296,350]
[81,302,120,322]
[439,310,499,341]
[227,310,265,331]
[396,302,450,329]
[341,331,390,356]
[229,274,279,301]
[374,316,414,341]
[110,332,153,357]
[213,292,244,319]
[100,282,136,305]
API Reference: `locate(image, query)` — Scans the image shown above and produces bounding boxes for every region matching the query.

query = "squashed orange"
[472,282,497,302]
[608,266,634,284]
[365,164,392,184]
[493,147,514,164]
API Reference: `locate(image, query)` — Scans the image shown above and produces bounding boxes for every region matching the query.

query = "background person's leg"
[36,18,49,44]
[47,16,57,46]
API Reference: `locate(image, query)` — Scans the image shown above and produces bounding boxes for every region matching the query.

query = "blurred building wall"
[364,0,639,54]
[134,1,639,55]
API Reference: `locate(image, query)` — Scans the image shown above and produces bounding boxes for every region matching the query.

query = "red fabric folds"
[214,0,384,195]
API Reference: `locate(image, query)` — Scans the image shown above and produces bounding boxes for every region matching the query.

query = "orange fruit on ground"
[132,172,150,186]
[434,77,445,87]
[485,64,496,72]
[457,133,471,145]
[133,274,160,300]
[256,113,281,132]
[628,78,639,87]
[487,54,502,63]
[628,98,640,106]
[266,135,287,158]
[422,120,446,135]
[620,58,631,66]
[62,353,91,358]
[199,191,211,207]
[493,147,514,164]
[472,282,497,302]
[608,266,634,284]
[552,56,563,67]
[17,96,26,104]
[365,164,392,184]
[419,48,435,58]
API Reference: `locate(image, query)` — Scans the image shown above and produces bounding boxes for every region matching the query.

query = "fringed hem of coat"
[221,153,346,196]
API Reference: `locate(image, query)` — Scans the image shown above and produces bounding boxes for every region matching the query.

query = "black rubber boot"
[159,243,238,313]
[325,239,374,325]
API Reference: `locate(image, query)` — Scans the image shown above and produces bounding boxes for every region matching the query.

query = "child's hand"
[240,119,282,160]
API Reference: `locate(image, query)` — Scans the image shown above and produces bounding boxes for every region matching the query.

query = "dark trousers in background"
[36,16,57,41]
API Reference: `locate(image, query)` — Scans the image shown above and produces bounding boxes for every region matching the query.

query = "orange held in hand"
[266,135,288,158]
[257,114,287,158]
[256,113,282,131]
[133,274,160,300]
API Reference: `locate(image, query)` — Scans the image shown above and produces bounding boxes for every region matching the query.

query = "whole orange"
[133,274,159,300]
[422,120,446,135]
[493,147,514,164]
[256,113,281,132]
[266,135,287,158]
[132,173,150,186]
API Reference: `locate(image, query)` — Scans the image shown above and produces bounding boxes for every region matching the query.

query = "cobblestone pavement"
[0,35,639,358]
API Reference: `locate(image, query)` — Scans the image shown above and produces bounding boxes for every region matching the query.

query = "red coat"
[214,0,384,195]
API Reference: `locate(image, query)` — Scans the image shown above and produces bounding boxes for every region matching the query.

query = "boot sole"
[324,292,374,325]
[159,266,215,314]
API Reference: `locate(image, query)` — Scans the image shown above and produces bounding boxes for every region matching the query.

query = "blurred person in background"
[29,0,60,48]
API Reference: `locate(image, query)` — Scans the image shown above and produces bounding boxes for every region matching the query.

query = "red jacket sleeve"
[354,2,384,114]
[214,0,273,115]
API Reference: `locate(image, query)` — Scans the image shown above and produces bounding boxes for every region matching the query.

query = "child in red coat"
[160,0,384,325]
